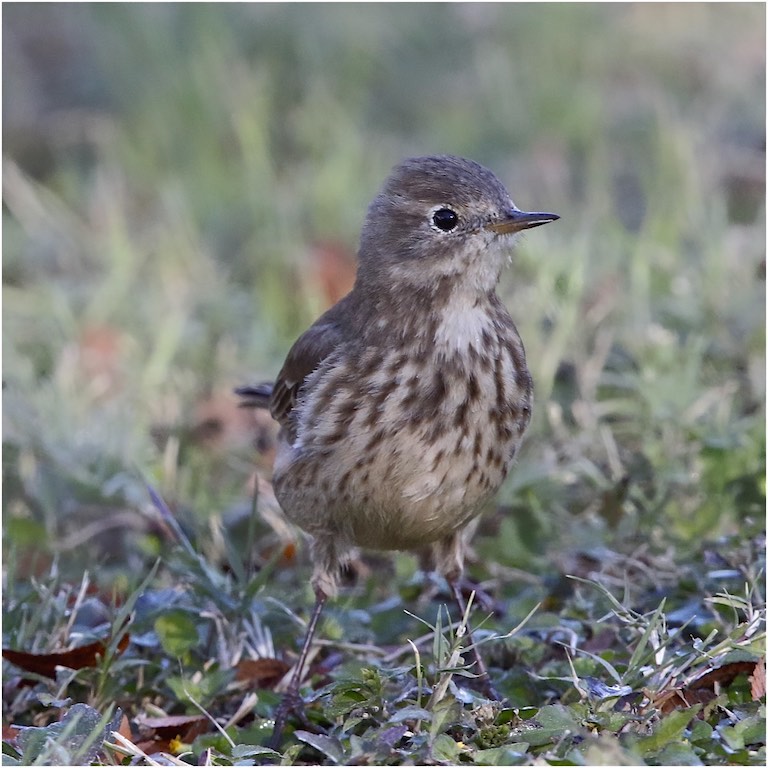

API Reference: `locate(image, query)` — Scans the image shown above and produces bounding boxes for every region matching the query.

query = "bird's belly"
[276,429,500,551]
[274,346,531,551]
[340,435,503,551]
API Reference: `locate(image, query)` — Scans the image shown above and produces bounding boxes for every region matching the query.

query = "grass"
[2,3,765,765]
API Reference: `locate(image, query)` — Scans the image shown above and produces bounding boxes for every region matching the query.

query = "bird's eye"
[431,208,459,232]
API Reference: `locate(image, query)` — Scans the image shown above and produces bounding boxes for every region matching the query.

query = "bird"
[237,154,558,743]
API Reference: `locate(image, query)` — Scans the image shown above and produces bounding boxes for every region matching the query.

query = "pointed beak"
[486,208,560,235]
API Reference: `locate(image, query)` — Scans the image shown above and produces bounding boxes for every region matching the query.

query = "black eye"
[432,208,459,232]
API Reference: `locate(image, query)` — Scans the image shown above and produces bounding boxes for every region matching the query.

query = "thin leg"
[433,532,501,701]
[448,577,502,701]
[269,588,328,749]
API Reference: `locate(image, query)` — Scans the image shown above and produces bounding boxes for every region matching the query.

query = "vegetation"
[3,4,765,765]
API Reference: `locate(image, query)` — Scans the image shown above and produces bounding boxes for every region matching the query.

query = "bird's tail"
[234,383,273,410]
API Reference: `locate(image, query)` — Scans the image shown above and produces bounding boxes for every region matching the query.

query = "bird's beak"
[486,208,560,235]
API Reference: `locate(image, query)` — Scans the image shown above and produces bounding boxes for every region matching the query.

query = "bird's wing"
[270,314,346,430]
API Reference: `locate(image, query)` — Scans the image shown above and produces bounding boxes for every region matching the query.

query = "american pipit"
[238,154,558,742]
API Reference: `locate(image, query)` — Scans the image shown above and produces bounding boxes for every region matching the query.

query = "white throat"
[433,289,496,353]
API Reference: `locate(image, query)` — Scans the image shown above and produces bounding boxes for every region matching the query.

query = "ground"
[2,4,765,765]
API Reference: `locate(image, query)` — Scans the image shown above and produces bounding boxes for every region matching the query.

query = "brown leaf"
[116,714,132,741]
[652,660,760,715]
[688,660,757,690]
[132,714,210,758]
[135,713,208,739]
[235,657,291,687]
[2,634,129,679]
[749,657,766,700]
[135,738,175,756]
[654,686,716,715]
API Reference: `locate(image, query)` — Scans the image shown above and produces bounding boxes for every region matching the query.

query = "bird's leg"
[447,575,502,702]
[434,532,502,702]
[448,574,503,616]
[269,587,327,749]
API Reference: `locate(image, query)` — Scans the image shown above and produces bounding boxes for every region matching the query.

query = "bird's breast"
[273,303,533,550]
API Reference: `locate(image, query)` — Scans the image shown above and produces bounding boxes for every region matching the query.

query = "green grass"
[2,3,765,765]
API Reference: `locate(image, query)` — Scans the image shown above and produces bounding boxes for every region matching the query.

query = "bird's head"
[358,155,558,292]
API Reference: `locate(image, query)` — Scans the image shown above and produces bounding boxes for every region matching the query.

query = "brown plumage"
[237,154,557,743]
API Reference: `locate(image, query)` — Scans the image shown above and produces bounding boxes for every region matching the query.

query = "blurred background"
[3,3,765,591]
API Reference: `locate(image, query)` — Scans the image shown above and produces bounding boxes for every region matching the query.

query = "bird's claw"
[268,689,320,750]
[453,577,503,616]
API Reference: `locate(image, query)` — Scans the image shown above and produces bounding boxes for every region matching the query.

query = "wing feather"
[237,294,356,435]
[270,320,343,428]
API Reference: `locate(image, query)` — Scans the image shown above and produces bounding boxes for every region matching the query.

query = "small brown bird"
[238,154,557,741]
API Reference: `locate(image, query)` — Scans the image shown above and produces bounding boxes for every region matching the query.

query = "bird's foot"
[268,689,315,750]
[444,576,505,704]
[451,576,503,617]
[421,571,502,617]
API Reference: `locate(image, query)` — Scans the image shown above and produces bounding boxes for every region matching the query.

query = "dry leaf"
[652,660,760,715]
[133,712,210,756]
[115,714,132,741]
[2,634,129,679]
[135,713,208,738]
[235,657,291,687]
[654,687,716,715]
[688,660,757,690]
